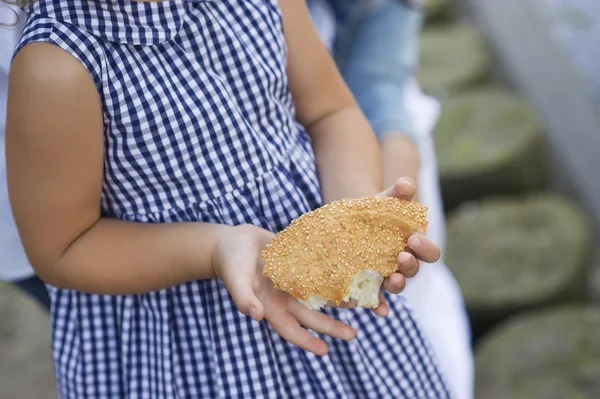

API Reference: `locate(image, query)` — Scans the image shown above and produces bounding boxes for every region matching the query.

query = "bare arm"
[6,43,230,294]
[381,134,420,194]
[279,3,439,306]
[280,0,382,202]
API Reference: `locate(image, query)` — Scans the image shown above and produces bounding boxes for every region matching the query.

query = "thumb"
[223,269,265,322]
[377,177,416,200]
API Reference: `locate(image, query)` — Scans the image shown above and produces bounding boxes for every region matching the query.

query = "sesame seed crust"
[261,197,428,304]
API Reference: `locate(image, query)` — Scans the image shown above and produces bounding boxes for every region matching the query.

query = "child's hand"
[373,177,442,317]
[212,224,356,356]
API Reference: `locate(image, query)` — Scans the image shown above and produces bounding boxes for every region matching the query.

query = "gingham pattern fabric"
[17,1,452,398]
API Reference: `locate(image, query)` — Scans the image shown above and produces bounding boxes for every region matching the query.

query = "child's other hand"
[372,177,441,317]
[212,224,356,356]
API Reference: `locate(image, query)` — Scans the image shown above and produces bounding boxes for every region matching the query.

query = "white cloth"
[0,6,33,281]
[403,80,474,399]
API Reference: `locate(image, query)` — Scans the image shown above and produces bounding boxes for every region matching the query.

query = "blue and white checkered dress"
[17,1,452,398]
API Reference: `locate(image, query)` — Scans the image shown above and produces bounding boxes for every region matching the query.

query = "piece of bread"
[261,197,428,309]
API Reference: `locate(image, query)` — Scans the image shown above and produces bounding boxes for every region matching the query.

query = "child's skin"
[6,0,440,356]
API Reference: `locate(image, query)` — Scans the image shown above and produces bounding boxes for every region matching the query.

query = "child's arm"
[381,135,421,195]
[280,0,382,203]
[6,43,234,295]
[280,0,441,301]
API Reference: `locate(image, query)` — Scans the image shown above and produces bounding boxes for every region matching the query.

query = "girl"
[7,0,451,397]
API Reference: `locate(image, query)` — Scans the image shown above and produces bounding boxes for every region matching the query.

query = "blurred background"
[422,0,600,397]
[1,0,600,398]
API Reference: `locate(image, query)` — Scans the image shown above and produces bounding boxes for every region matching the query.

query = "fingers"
[268,308,331,356]
[289,300,356,341]
[377,177,416,200]
[325,299,357,309]
[216,225,276,322]
[228,279,265,322]
[397,252,420,277]
[222,261,265,321]
[383,273,406,294]
[407,234,441,264]
[372,291,389,317]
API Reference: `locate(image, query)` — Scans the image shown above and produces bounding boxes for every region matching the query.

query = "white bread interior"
[299,270,384,310]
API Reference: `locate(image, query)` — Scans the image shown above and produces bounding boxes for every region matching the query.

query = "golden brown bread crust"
[261,197,428,304]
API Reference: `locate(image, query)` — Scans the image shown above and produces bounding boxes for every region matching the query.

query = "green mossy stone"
[476,306,600,399]
[434,87,547,209]
[423,0,452,22]
[445,195,593,337]
[418,24,491,96]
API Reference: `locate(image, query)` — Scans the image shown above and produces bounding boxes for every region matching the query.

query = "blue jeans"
[14,275,51,311]
[327,0,423,143]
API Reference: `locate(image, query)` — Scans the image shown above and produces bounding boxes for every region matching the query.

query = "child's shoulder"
[12,37,97,106]
[16,12,105,91]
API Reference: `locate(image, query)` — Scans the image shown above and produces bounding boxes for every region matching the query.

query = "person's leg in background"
[13,276,51,311]
[325,1,474,398]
